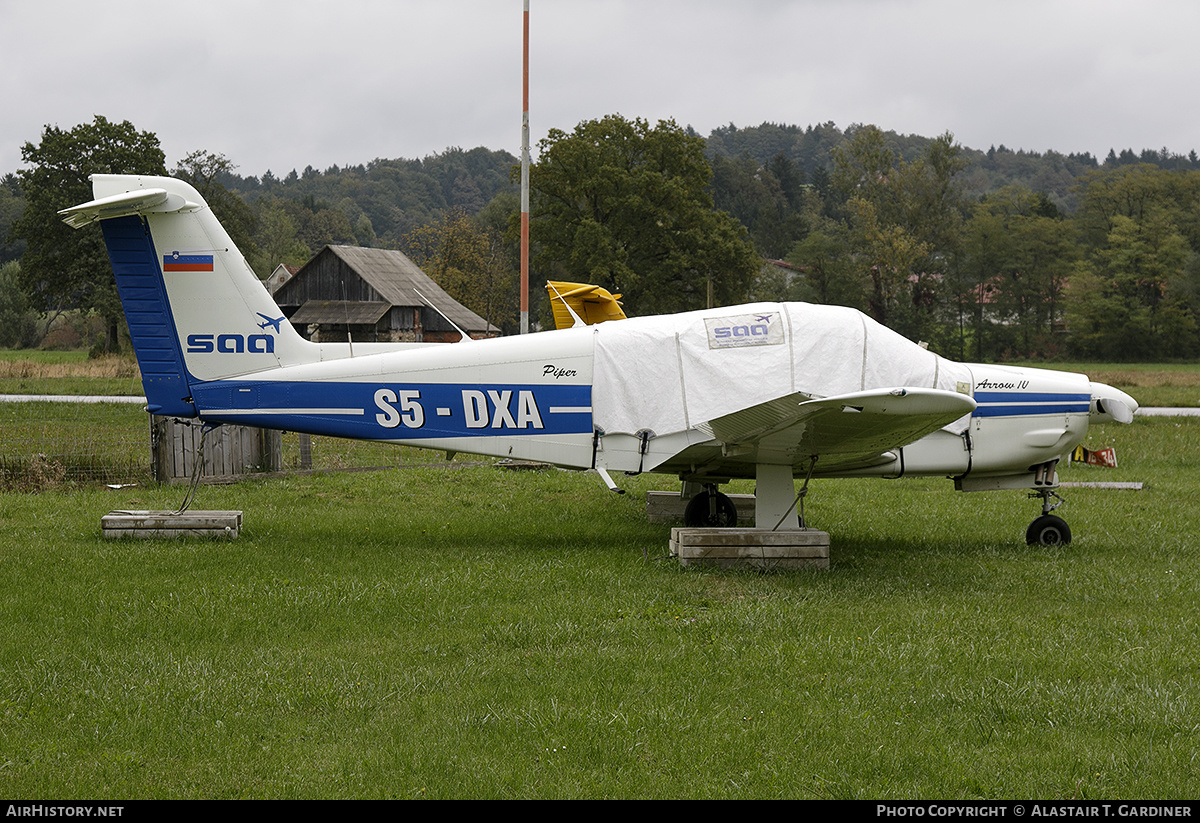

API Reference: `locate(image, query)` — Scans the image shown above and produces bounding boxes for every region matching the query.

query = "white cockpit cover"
[592,302,973,437]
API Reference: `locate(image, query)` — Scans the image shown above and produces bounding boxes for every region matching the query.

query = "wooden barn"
[272,245,499,343]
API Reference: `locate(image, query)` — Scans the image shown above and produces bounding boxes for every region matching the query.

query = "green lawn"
[0,416,1195,798]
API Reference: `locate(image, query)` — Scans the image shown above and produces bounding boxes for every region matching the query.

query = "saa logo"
[186,333,275,354]
[704,312,784,349]
[186,313,282,353]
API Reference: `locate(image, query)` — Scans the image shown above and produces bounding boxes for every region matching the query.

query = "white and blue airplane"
[62,174,1138,545]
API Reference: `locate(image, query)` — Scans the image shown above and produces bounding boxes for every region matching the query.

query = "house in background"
[271,245,499,343]
[265,263,299,294]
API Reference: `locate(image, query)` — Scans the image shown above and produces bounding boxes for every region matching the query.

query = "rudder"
[100,214,195,416]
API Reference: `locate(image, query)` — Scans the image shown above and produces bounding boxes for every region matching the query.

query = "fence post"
[150,417,284,483]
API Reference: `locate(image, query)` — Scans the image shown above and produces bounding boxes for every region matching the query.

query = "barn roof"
[289,300,391,326]
[323,246,496,333]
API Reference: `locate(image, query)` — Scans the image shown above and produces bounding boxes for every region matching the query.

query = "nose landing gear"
[1027,487,1071,546]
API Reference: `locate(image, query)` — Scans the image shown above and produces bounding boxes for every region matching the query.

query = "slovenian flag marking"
[163,252,214,272]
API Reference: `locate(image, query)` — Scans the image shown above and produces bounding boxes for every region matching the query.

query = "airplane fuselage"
[183,321,1097,491]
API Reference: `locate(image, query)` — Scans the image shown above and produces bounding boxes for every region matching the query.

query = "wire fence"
[0,398,464,491]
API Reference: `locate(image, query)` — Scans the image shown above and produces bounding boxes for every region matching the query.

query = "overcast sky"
[4,0,1198,179]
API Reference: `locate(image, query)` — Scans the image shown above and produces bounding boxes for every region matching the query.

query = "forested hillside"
[227,146,519,249]
[4,117,1200,359]
[702,123,1200,362]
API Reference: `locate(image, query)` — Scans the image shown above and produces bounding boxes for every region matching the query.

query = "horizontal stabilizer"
[59,187,198,228]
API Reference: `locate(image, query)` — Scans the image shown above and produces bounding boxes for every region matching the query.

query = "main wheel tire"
[683,490,738,527]
[1026,514,1072,546]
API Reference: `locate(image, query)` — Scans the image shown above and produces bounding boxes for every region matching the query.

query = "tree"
[830,124,897,211]
[963,187,1078,360]
[828,127,969,349]
[0,174,26,265]
[277,194,358,255]
[404,207,516,334]
[709,152,813,259]
[785,226,863,307]
[1070,213,1195,359]
[249,200,312,276]
[829,126,921,331]
[1069,165,1200,358]
[174,150,257,263]
[10,116,166,352]
[0,261,39,348]
[847,196,930,332]
[530,115,760,315]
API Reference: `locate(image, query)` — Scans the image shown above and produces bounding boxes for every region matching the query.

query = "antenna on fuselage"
[414,289,474,343]
[546,281,586,329]
[341,278,354,357]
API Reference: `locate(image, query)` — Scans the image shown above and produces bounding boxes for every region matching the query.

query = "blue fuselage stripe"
[972,391,1090,418]
[192,380,592,440]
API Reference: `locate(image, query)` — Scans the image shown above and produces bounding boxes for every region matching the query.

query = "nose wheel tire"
[1026,514,1072,546]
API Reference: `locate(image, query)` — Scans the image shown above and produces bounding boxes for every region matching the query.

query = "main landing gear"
[1027,488,1071,546]
[683,484,738,527]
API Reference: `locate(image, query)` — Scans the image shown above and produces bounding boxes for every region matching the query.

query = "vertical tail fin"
[61,175,318,416]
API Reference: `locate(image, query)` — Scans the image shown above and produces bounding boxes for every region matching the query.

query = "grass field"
[0,411,1196,798]
[0,398,478,489]
[0,352,144,397]
[1012,361,1200,408]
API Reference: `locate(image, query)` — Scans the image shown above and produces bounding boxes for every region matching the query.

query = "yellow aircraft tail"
[546,281,627,329]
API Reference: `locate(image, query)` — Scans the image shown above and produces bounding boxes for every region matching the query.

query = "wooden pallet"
[670,527,830,570]
[101,510,243,539]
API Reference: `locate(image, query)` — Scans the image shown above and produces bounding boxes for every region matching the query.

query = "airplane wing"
[654,387,977,475]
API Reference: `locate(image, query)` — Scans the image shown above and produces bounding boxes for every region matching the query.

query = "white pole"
[520,0,531,334]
